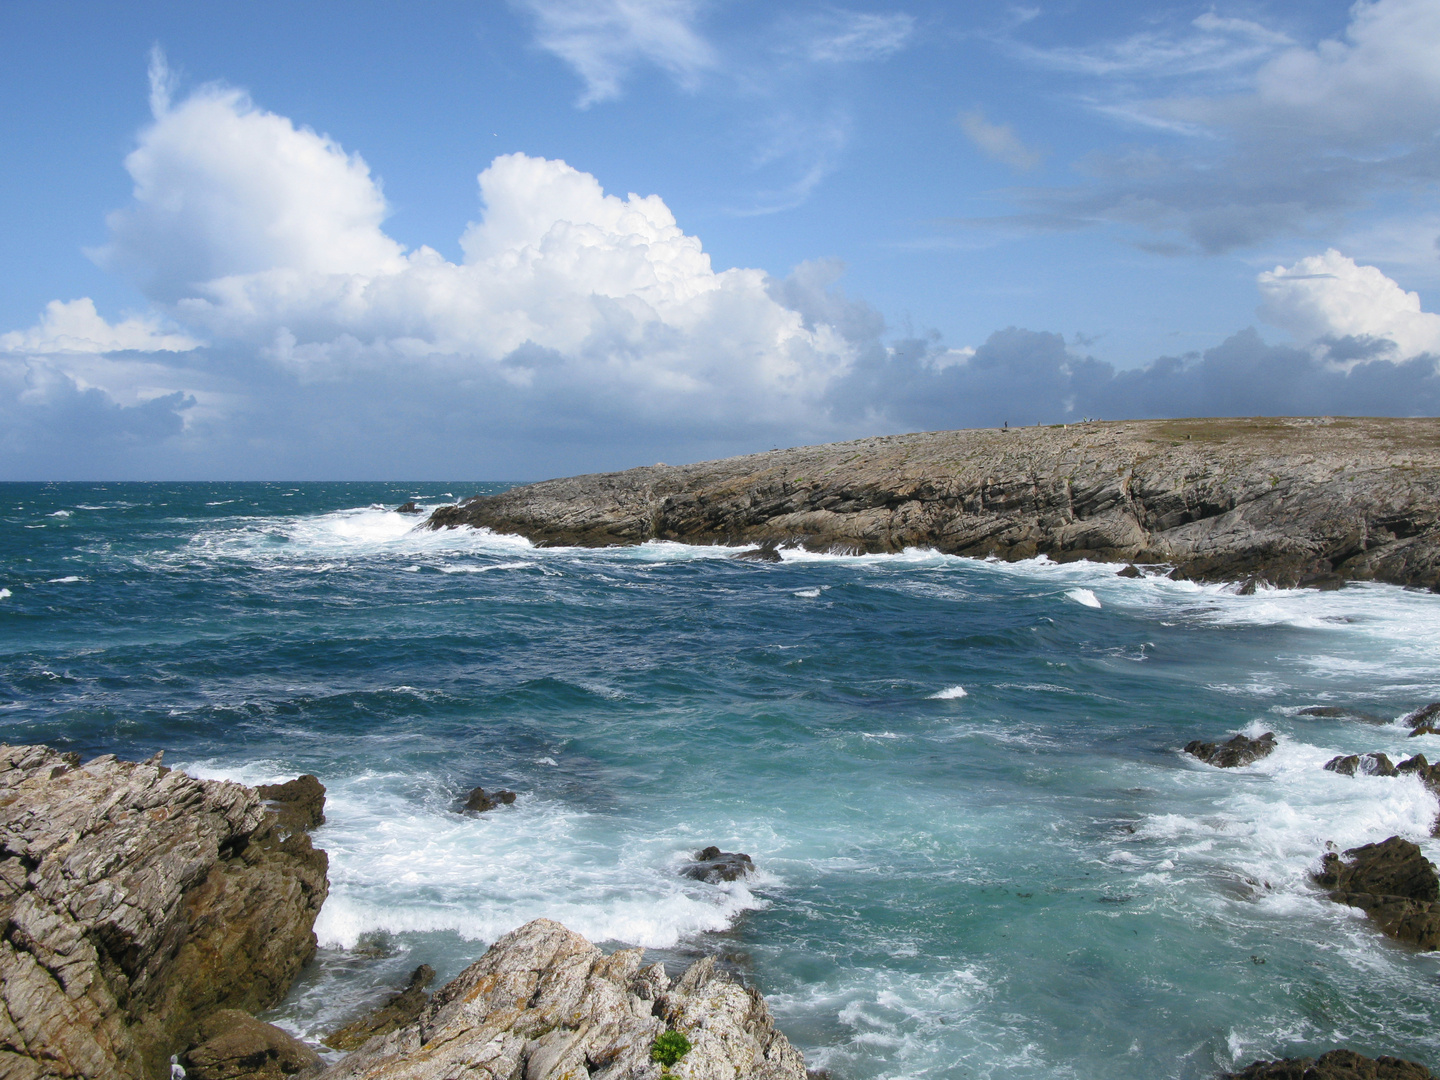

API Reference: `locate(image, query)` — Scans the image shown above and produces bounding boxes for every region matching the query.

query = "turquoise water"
[6,482,1440,1079]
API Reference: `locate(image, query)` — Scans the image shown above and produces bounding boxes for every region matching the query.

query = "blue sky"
[3,0,1440,479]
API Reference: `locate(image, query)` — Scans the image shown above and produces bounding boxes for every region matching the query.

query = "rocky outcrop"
[317,918,806,1080]
[257,775,327,832]
[1324,753,1399,777]
[1314,836,1440,949]
[1405,704,1440,737]
[1222,1048,1435,1078]
[1185,732,1277,768]
[0,744,329,1079]
[182,1010,323,1080]
[323,965,434,1052]
[461,786,517,813]
[424,417,1440,590]
[681,847,755,883]
[395,502,420,515]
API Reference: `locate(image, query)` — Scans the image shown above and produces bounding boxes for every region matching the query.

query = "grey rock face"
[0,744,329,1079]
[319,918,806,1080]
[425,417,1440,589]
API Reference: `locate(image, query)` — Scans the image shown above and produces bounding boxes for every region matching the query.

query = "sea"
[5,481,1440,1080]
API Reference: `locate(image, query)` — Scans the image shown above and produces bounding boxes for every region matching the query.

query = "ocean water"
[5,482,1440,1079]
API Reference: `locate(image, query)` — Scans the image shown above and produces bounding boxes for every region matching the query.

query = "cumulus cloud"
[958,109,1043,171]
[515,0,716,106]
[0,298,199,355]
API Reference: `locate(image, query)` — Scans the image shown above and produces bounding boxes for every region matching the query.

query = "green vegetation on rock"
[652,1029,692,1067]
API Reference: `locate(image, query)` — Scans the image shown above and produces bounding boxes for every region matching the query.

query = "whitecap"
[1066,588,1102,608]
[929,685,968,700]
[47,510,71,518]
[0,589,10,599]
[46,576,82,584]
[793,588,821,598]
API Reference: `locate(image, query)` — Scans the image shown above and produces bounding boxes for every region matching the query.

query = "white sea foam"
[46,576,82,584]
[47,510,71,518]
[794,588,821,598]
[929,685,968,700]
[1065,588,1102,608]
[0,589,10,600]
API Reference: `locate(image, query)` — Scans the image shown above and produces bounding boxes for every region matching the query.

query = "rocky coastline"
[6,741,1440,1079]
[425,417,1440,590]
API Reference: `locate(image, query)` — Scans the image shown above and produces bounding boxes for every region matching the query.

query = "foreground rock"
[324,965,435,1052]
[182,1010,323,1080]
[1185,732,1277,768]
[681,847,755,883]
[0,744,329,1079]
[1314,836,1440,949]
[1222,1048,1435,1078]
[318,918,806,1080]
[426,417,1440,590]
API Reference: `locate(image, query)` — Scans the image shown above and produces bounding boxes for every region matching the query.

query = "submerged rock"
[1297,706,1391,724]
[1222,1048,1435,1079]
[461,786,518,813]
[1324,753,1399,777]
[681,846,755,883]
[1184,732,1277,768]
[0,744,329,1079]
[324,965,435,1052]
[1314,836,1440,949]
[316,918,807,1080]
[182,1009,323,1080]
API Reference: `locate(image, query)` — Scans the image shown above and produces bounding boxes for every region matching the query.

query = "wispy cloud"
[792,10,915,63]
[958,109,1042,171]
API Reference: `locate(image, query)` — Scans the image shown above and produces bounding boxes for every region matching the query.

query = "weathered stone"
[323,965,434,1051]
[0,744,329,1079]
[257,774,327,832]
[424,418,1440,591]
[681,847,755,883]
[182,1009,323,1080]
[1222,1048,1435,1079]
[1324,753,1399,777]
[317,918,806,1080]
[1314,836,1440,949]
[1185,732,1277,768]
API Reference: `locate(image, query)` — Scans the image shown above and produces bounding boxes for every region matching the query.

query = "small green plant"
[652,1029,692,1068]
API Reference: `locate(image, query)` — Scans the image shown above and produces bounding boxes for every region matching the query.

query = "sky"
[3,0,1440,480]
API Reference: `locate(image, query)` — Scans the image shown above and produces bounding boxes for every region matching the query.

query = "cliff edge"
[427,417,1440,589]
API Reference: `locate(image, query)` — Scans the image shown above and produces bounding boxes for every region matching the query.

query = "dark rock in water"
[1406,703,1440,737]
[1222,1048,1435,1079]
[257,774,327,831]
[324,964,435,1052]
[1314,836,1440,949]
[1115,564,1143,578]
[395,501,421,514]
[462,786,517,813]
[734,541,783,562]
[682,846,755,883]
[1297,705,1391,724]
[1184,732,1277,768]
[182,1009,323,1079]
[318,918,807,1080]
[0,744,328,1079]
[1324,753,1399,777]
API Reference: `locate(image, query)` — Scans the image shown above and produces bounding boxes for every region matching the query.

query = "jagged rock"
[1324,753,1399,777]
[0,744,329,1079]
[1222,1048,1435,1078]
[182,1010,323,1080]
[323,964,435,1051]
[461,787,517,813]
[423,418,1440,591]
[257,774,327,832]
[1115,564,1143,578]
[395,502,421,515]
[733,542,782,562]
[1297,706,1390,724]
[1314,836,1440,949]
[1185,732,1277,768]
[681,847,755,883]
[317,918,806,1080]
[1406,703,1440,737]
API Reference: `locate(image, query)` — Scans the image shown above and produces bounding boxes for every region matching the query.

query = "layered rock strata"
[318,918,806,1080]
[0,744,329,1079]
[426,417,1440,589]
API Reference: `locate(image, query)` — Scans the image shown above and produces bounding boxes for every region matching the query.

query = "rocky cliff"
[427,417,1440,589]
[0,745,329,1079]
[318,918,806,1080]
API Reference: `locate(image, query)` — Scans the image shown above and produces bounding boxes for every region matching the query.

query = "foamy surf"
[929,685,968,699]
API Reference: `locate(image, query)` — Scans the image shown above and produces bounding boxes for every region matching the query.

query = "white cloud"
[798,11,914,63]
[0,298,199,355]
[1258,249,1440,358]
[957,109,1042,171]
[515,0,716,107]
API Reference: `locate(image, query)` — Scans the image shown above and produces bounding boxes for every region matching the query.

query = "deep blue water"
[6,481,1440,1079]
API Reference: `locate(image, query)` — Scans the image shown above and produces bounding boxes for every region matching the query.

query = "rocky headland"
[426,417,1440,590]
